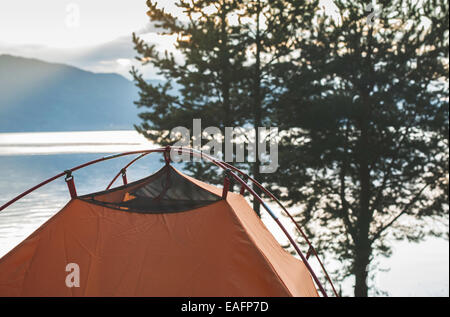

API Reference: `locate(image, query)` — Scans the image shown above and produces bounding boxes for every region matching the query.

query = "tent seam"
[222,198,294,296]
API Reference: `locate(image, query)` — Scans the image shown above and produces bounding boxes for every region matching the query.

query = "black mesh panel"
[79,165,221,214]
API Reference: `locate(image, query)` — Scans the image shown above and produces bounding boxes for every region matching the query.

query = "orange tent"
[0,164,319,297]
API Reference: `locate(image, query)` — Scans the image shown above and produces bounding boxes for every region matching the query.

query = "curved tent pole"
[219,161,339,297]
[105,152,151,190]
[179,149,338,297]
[0,148,166,213]
[108,147,336,297]
[0,146,336,297]
[171,147,331,297]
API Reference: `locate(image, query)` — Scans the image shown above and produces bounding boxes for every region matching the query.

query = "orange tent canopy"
[0,165,318,297]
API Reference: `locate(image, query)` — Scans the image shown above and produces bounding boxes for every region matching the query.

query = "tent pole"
[175,148,329,297]
[0,146,336,297]
[219,160,339,297]
[104,146,335,297]
[0,149,165,212]
[105,153,150,190]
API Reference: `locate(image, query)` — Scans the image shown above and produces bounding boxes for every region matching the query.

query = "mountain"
[0,54,141,132]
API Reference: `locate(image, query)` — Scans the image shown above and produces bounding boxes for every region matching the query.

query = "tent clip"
[121,168,128,185]
[163,146,172,165]
[64,170,77,199]
[222,169,231,199]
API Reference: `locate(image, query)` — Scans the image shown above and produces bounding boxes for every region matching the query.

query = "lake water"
[0,131,448,297]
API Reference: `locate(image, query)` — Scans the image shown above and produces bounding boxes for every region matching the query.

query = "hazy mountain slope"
[0,54,141,132]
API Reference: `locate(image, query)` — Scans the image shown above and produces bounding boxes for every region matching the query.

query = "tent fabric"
[0,165,319,297]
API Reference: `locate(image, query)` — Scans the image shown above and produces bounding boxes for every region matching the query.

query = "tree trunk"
[253,160,262,217]
[219,5,231,128]
[354,247,370,297]
[354,92,372,297]
[354,150,371,297]
[252,0,262,217]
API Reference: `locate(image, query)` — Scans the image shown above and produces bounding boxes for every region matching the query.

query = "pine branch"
[370,181,434,244]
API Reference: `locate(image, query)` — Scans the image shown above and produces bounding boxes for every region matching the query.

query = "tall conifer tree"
[273,0,449,296]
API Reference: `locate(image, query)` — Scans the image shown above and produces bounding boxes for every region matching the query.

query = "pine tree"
[236,0,318,214]
[132,0,315,214]
[273,0,449,296]
[131,0,246,164]
[132,0,259,188]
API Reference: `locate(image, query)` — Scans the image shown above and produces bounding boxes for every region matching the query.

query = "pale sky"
[0,0,339,79]
[0,0,180,47]
[0,0,181,78]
